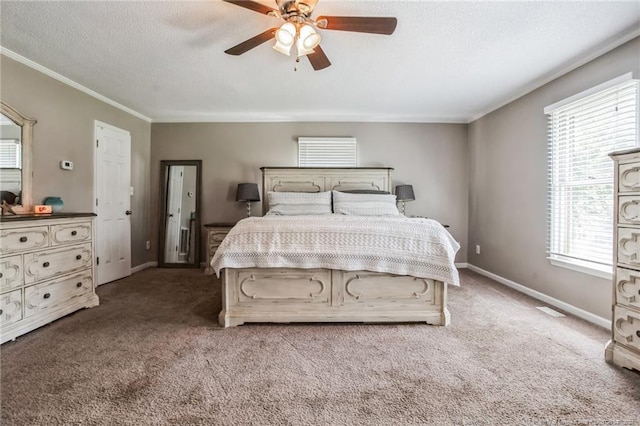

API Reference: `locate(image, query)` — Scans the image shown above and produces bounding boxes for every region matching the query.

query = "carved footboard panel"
[219,268,449,327]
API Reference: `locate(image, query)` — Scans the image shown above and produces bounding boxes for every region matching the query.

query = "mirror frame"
[1,101,36,213]
[158,159,202,268]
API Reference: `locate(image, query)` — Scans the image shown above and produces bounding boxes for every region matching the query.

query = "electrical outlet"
[146,241,151,250]
[476,245,481,255]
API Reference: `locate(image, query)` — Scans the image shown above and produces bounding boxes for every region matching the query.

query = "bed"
[210,167,460,327]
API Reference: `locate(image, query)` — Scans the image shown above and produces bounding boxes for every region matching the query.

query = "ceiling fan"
[223,0,398,71]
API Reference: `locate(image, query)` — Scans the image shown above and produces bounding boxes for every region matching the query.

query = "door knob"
[125,210,132,215]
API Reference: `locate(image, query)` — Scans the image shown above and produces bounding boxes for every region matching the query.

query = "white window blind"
[547,78,639,272]
[298,137,357,167]
[0,139,21,168]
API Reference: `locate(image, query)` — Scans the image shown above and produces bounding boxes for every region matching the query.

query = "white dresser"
[606,148,640,372]
[0,214,99,344]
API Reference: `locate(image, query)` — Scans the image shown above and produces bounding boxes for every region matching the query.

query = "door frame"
[93,120,132,285]
[158,160,202,268]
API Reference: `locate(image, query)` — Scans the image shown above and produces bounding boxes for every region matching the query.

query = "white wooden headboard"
[260,167,393,213]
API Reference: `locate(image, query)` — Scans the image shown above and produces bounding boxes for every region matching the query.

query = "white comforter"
[211,215,460,285]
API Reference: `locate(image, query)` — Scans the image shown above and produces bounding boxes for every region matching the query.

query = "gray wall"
[0,55,153,268]
[150,122,469,263]
[467,37,640,320]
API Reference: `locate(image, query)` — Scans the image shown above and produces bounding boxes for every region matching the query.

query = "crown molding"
[467,27,640,124]
[151,113,467,124]
[0,47,152,123]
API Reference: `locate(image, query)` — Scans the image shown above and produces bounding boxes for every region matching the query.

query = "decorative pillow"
[332,191,401,216]
[338,189,390,195]
[267,191,332,215]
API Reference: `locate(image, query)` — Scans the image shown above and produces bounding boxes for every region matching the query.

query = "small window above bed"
[298,137,356,167]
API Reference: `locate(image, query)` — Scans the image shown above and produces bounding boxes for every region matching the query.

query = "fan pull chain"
[294,56,300,72]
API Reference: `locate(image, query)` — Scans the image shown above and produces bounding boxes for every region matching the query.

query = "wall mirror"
[0,101,36,212]
[158,160,202,268]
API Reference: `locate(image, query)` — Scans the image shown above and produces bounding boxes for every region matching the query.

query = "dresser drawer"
[613,306,640,353]
[619,195,640,225]
[23,243,92,284]
[0,255,23,293]
[619,162,640,193]
[24,271,93,318]
[51,222,92,246]
[617,228,640,268]
[616,268,640,311]
[0,289,22,326]
[209,231,229,245]
[0,226,48,255]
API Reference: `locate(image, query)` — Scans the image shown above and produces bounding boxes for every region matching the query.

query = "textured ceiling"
[1,1,639,123]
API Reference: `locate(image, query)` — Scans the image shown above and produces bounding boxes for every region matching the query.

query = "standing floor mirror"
[158,160,202,268]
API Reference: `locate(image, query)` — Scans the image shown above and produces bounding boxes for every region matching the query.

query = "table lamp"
[236,183,260,217]
[395,184,415,216]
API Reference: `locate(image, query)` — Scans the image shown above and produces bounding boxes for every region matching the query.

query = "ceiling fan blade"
[225,28,278,55]
[307,45,331,71]
[316,16,397,35]
[223,0,277,16]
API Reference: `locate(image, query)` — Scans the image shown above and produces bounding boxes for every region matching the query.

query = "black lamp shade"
[236,183,260,202]
[395,185,415,202]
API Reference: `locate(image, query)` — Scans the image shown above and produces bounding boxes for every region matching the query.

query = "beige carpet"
[1,268,639,425]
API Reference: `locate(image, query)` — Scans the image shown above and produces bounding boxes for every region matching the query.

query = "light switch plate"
[60,160,73,170]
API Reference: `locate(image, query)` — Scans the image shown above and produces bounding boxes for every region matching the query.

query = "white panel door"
[95,122,131,285]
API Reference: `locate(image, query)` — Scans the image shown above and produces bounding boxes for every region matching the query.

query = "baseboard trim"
[467,264,611,330]
[131,261,157,274]
[455,262,468,268]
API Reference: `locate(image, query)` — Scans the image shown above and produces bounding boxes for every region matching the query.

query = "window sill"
[548,256,612,280]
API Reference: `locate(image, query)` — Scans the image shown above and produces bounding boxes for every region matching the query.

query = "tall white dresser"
[606,148,640,372]
[0,214,99,344]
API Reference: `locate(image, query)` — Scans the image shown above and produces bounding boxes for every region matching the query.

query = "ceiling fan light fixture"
[223,0,398,70]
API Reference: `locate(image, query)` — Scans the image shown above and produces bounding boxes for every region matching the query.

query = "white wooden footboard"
[219,267,449,327]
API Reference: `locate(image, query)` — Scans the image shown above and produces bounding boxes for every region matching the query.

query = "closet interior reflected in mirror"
[158,160,202,268]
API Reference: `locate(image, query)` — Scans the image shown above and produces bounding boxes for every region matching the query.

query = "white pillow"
[332,191,401,216]
[267,191,332,215]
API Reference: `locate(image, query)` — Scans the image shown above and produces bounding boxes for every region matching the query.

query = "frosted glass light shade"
[276,22,295,45]
[273,40,292,55]
[273,22,296,56]
[297,24,321,56]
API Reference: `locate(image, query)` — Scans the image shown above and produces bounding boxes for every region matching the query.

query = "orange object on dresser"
[34,205,52,214]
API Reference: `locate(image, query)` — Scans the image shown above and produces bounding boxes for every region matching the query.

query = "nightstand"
[204,222,236,274]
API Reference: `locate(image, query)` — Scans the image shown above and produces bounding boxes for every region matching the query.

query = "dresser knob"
[43,262,50,268]
[0,309,3,315]
[637,331,640,338]
[19,236,27,243]
[76,282,82,288]
[76,255,82,260]
[43,293,51,299]
[71,230,77,236]
[0,273,3,279]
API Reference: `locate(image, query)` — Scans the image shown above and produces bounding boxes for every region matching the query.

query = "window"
[0,139,21,168]
[546,75,639,278]
[298,137,356,167]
